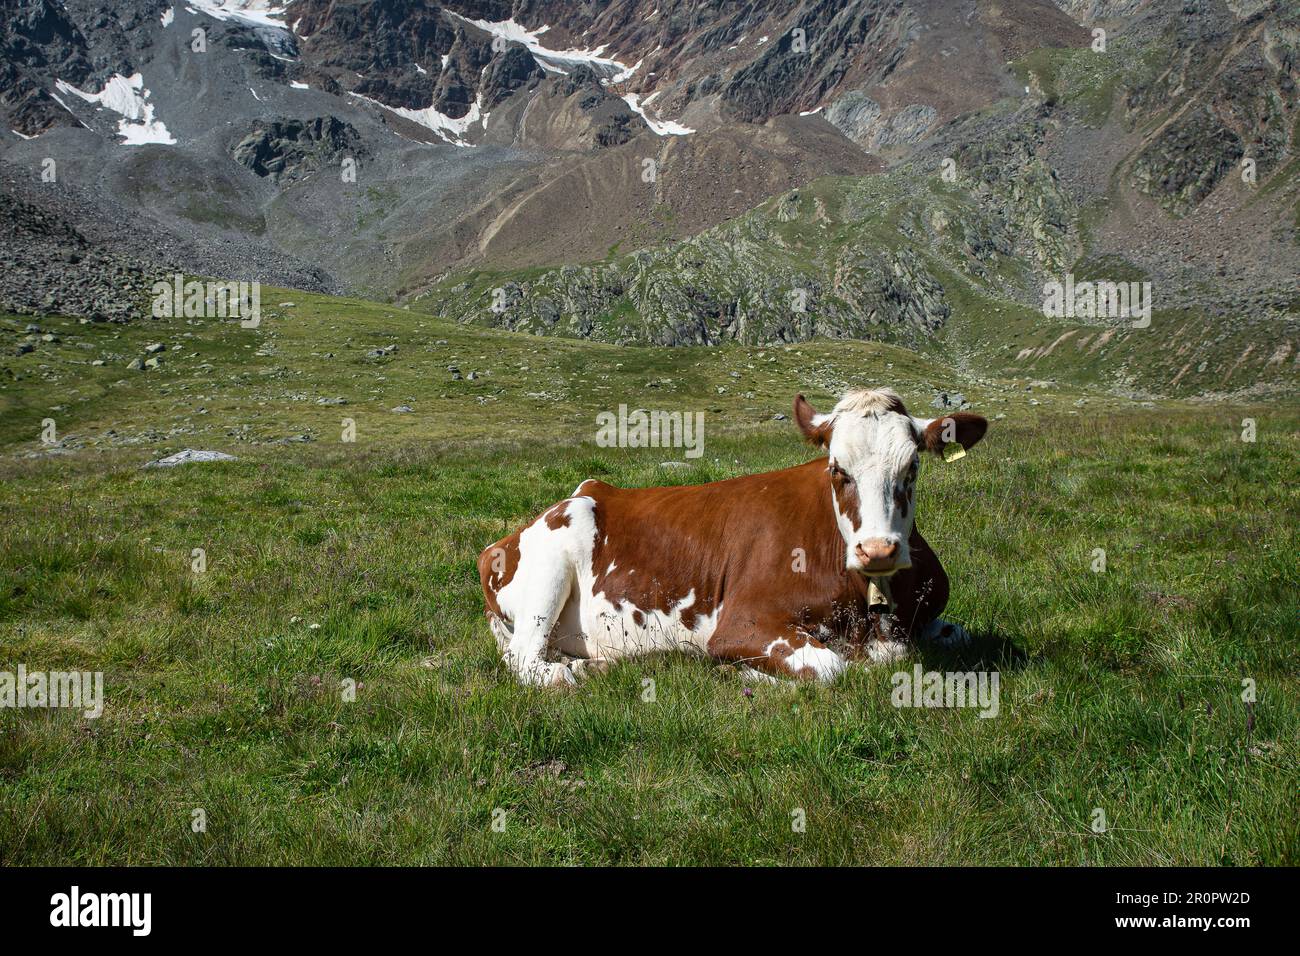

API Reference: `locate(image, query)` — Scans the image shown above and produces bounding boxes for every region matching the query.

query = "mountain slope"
[0,0,1097,301]
[416,0,1299,399]
[0,0,1295,402]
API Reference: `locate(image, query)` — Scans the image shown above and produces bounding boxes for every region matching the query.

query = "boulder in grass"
[144,449,238,468]
[931,391,967,410]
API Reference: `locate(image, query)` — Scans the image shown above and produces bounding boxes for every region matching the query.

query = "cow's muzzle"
[854,538,905,575]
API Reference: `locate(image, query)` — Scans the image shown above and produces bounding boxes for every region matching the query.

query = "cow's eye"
[830,464,852,484]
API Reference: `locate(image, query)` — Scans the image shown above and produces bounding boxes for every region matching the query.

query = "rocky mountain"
[0,1,1089,287]
[0,0,1296,399]
[419,0,1299,397]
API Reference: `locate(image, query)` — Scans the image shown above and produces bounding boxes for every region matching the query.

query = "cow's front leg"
[709,621,847,683]
[503,559,577,688]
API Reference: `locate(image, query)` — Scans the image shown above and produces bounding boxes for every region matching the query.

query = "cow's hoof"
[514,660,577,688]
[546,663,577,687]
[738,666,786,686]
[924,619,971,648]
[570,658,610,680]
[865,639,910,664]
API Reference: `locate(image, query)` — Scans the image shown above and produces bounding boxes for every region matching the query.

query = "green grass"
[0,295,1296,865]
[1011,39,1163,127]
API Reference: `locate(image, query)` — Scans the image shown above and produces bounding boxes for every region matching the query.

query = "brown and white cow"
[478,388,988,686]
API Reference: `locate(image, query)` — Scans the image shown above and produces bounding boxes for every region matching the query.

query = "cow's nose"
[855,538,900,571]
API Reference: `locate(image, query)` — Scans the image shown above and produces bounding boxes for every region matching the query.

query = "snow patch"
[348,91,483,147]
[444,13,693,136]
[161,7,175,27]
[610,58,642,84]
[446,12,624,74]
[622,93,693,135]
[47,90,88,128]
[188,1,288,27]
[10,129,35,140]
[54,73,176,145]
[289,81,309,89]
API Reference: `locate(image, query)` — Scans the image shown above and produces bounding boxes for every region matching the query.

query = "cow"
[478,388,988,686]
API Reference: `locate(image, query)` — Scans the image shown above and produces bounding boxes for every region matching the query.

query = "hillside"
[418,1,1300,399]
[10,1,1288,311]
[1,292,1297,865]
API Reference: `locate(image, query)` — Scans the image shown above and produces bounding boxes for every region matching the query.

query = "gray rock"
[231,116,367,185]
[144,449,238,468]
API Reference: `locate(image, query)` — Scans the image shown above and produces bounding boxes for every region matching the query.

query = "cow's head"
[794,389,987,576]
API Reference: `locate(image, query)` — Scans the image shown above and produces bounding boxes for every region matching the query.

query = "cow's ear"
[915,413,988,457]
[794,394,833,448]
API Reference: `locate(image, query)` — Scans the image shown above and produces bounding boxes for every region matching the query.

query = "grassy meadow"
[0,293,1296,864]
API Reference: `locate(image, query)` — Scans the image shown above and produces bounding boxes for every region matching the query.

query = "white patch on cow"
[785,643,846,681]
[760,637,844,681]
[579,583,721,661]
[763,638,793,658]
[490,495,723,683]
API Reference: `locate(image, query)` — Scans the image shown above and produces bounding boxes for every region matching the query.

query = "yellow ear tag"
[942,442,966,463]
